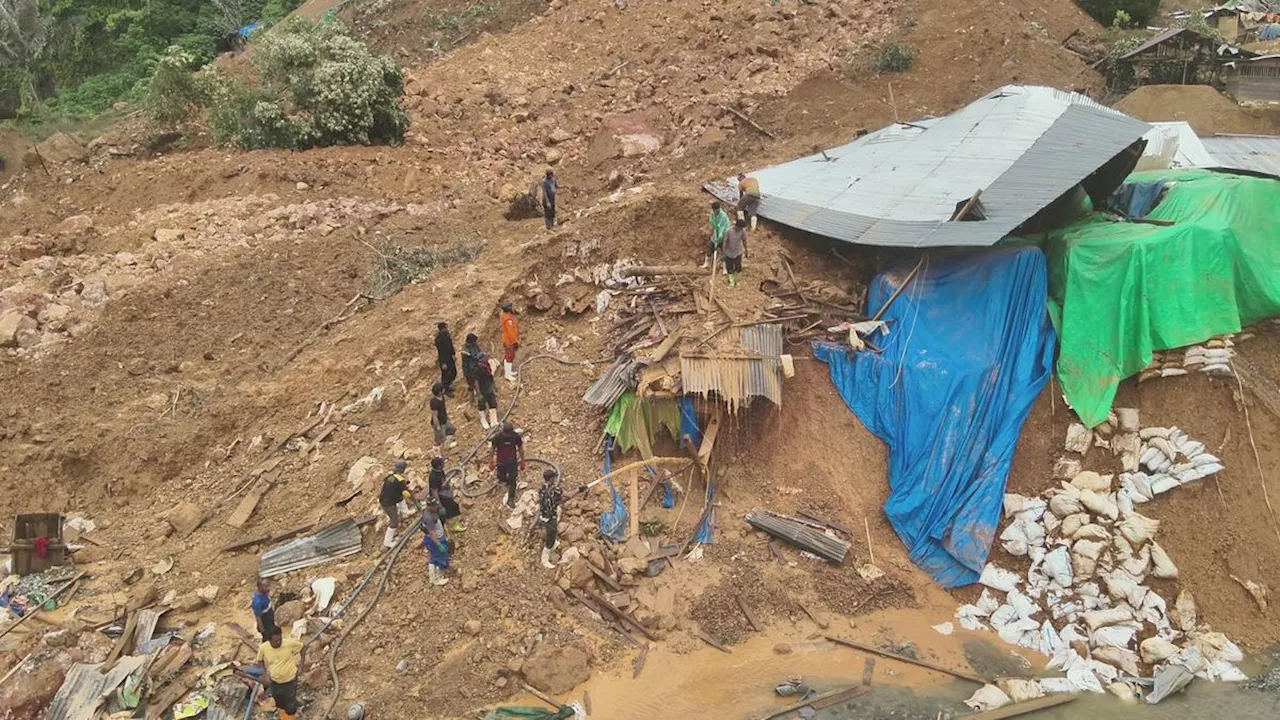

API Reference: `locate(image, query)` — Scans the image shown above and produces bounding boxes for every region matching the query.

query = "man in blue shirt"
[251,576,275,639]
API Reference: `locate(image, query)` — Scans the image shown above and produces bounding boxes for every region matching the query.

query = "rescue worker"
[379,459,411,549]
[435,321,457,396]
[736,172,761,230]
[537,468,587,569]
[429,382,457,454]
[428,455,466,533]
[461,332,482,399]
[491,420,525,509]
[421,496,451,586]
[474,346,500,430]
[723,217,748,287]
[256,626,305,720]
[500,302,520,382]
[703,200,731,269]
[537,169,558,230]
[251,576,275,640]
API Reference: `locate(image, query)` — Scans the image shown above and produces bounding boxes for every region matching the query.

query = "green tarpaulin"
[604,391,681,458]
[1041,169,1280,427]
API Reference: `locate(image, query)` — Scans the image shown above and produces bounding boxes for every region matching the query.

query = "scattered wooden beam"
[824,635,985,684]
[753,684,870,720]
[868,258,924,325]
[220,521,315,553]
[694,628,732,654]
[735,595,763,632]
[573,588,659,641]
[719,104,778,140]
[587,562,622,593]
[521,682,563,710]
[963,694,1077,719]
[619,266,711,278]
[797,509,854,537]
[797,601,830,629]
[226,470,281,528]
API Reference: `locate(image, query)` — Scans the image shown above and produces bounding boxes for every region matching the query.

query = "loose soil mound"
[1114,84,1280,135]
[0,128,28,185]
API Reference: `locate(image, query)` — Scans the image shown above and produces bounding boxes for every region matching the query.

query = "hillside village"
[2,0,1280,719]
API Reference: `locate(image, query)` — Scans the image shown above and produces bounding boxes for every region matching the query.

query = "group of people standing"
[704,173,760,287]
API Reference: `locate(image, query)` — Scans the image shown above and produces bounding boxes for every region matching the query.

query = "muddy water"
[558,608,1279,719]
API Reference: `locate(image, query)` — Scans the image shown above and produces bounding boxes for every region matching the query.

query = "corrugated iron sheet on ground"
[260,519,363,577]
[45,655,149,720]
[707,85,1150,248]
[583,355,640,407]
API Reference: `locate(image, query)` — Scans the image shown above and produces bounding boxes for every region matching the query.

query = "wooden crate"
[11,513,67,576]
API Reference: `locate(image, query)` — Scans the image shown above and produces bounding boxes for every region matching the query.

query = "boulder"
[0,657,66,719]
[0,311,36,347]
[165,501,205,537]
[53,215,93,236]
[618,133,661,157]
[37,303,70,327]
[8,241,47,263]
[35,132,88,164]
[153,228,186,243]
[547,127,575,144]
[464,619,482,636]
[523,641,591,694]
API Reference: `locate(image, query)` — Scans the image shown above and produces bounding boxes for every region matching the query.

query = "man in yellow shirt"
[256,627,306,720]
[736,173,761,230]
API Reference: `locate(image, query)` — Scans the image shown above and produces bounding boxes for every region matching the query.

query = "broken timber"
[753,684,870,720]
[693,628,732,653]
[226,469,282,528]
[963,694,1076,719]
[746,509,850,564]
[735,595,763,632]
[824,635,985,683]
[619,266,711,278]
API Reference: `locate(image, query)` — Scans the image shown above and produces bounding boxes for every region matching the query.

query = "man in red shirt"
[491,420,525,509]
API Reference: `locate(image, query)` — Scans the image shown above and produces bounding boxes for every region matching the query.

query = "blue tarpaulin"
[813,246,1056,588]
[598,439,628,542]
[678,397,703,448]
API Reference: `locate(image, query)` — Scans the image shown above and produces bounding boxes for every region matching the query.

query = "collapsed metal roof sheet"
[679,324,785,411]
[1138,121,1217,169]
[583,355,640,407]
[45,655,149,720]
[260,519,363,577]
[723,86,1150,248]
[1202,134,1280,176]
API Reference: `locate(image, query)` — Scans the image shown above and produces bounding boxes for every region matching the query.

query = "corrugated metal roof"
[583,355,640,407]
[718,86,1150,248]
[1120,27,1187,59]
[260,519,363,577]
[45,656,149,720]
[739,324,783,357]
[1119,27,1256,60]
[1202,134,1280,176]
[681,324,785,410]
[1137,121,1217,169]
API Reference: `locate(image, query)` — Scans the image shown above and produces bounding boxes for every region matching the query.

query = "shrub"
[875,43,918,73]
[147,47,210,125]
[205,18,408,150]
[1076,0,1160,28]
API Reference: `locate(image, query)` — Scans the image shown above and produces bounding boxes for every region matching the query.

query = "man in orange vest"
[500,302,520,382]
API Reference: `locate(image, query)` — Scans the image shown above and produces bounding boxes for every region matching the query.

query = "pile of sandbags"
[957,418,1245,706]
[1138,336,1236,382]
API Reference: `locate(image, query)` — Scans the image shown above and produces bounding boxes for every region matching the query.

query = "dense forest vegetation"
[0,0,304,120]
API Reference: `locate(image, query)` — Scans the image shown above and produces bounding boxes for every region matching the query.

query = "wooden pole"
[0,571,86,641]
[824,635,985,684]
[964,694,1077,719]
[628,467,640,539]
[753,684,870,720]
[586,456,688,489]
[868,257,924,325]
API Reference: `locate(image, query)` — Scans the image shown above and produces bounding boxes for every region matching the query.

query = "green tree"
[0,0,52,112]
[1075,0,1161,27]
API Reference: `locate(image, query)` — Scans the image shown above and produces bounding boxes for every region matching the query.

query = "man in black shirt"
[461,333,482,399]
[490,420,524,508]
[380,459,410,549]
[435,322,457,396]
[537,468,587,569]
[474,348,500,430]
[429,382,457,453]
[428,455,465,533]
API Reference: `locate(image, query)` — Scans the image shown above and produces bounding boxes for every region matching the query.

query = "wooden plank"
[712,295,736,324]
[220,521,314,553]
[693,628,732,654]
[0,572,85,641]
[962,694,1077,719]
[797,601,830,629]
[587,562,623,593]
[753,684,870,720]
[226,472,277,528]
[797,509,855,537]
[628,468,640,540]
[646,327,683,364]
[696,409,722,469]
[735,595,762,632]
[824,635,985,684]
[574,588,659,641]
[105,611,138,665]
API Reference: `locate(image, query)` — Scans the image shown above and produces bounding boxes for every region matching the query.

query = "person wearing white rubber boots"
[499,302,520,382]
[420,496,450,586]
[491,420,525,509]
[536,468,589,569]
[473,346,500,430]
[735,172,761,230]
[378,459,410,550]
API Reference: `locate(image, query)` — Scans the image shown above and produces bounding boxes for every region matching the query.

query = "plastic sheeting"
[1044,169,1280,427]
[813,247,1056,587]
[598,439,628,542]
[604,392,682,458]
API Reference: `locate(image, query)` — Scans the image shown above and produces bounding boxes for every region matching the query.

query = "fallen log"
[746,509,850,564]
[620,265,712,278]
[824,635,986,683]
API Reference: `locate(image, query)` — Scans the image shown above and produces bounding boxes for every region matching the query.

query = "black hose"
[316,352,597,719]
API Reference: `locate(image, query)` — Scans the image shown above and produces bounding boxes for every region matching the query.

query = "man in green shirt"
[703,201,731,269]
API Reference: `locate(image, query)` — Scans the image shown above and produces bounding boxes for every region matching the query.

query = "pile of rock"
[956,414,1244,707]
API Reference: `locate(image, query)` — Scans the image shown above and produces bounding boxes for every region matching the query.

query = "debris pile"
[956,412,1245,707]
[1138,335,1238,382]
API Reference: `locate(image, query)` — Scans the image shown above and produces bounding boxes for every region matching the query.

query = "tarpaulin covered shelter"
[1201,133,1280,176]
[709,86,1149,248]
[1137,121,1216,170]
[814,247,1057,587]
[1042,169,1280,427]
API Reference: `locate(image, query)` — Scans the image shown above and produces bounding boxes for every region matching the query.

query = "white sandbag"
[1210,659,1248,682]
[997,678,1045,703]
[1051,600,1081,620]
[1003,493,1026,517]
[1038,677,1076,695]
[1160,367,1188,377]
[1172,590,1198,632]
[1102,569,1147,607]
[1076,582,1102,598]
[964,684,1012,712]
[1093,645,1141,676]
[1150,474,1181,495]
[1117,512,1159,546]
[1060,513,1089,539]
[1190,453,1220,467]
[1191,462,1224,478]
[1140,636,1179,664]
[1052,456,1083,480]
[1084,606,1132,630]
[976,588,1001,615]
[998,620,1032,646]
[1072,539,1106,579]
[1067,660,1106,693]
[1140,427,1171,440]
[1043,546,1073,587]
[1191,631,1243,663]
[1116,490,1135,516]
[1049,492,1084,519]
[1059,623,1089,646]
[990,604,1018,627]
[1071,471,1112,493]
[1149,541,1178,579]
[1089,657,1121,684]
[1039,620,1064,658]
[1107,681,1141,703]
[1177,440,1205,458]
[1079,489,1119,520]
[1000,521,1031,557]
[1007,589,1040,620]
[932,622,954,636]
[1091,624,1137,650]
[1171,646,1208,674]
[1073,523,1110,542]
[1202,363,1233,376]
[1202,348,1232,361]
[1151,437,1178,461]
[1065,423,1092,454]
[979,564,1020,593]
[1122,544,1151,579]
[956,612,987,632]
[1043,511,1061,536]
[1115,408,1139,432]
